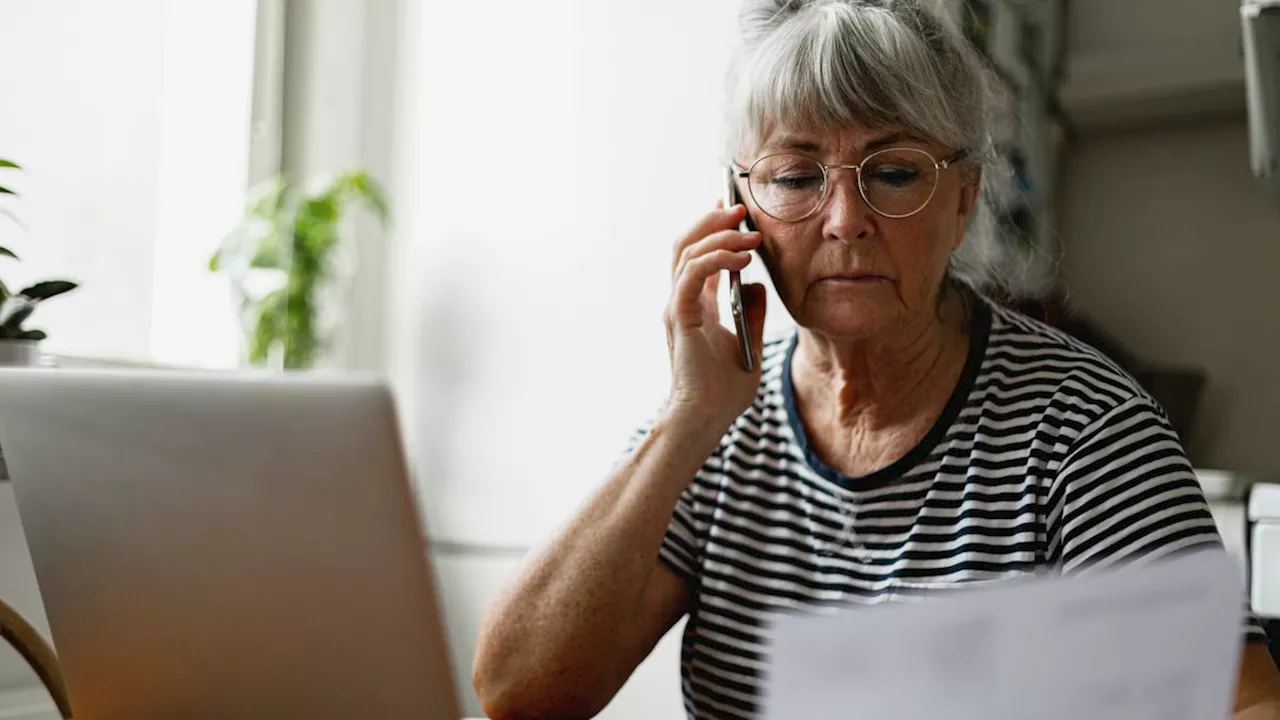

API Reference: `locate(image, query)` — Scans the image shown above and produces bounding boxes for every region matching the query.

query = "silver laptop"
[0,368,461,720]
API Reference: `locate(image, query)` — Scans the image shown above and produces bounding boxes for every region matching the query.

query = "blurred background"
[0,0,1277,717]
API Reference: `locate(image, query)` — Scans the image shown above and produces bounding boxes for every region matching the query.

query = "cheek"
[920,184,969,253]
[934,183,970,249]
[758,222,816,262]
[752,224,814,298]
[882,215,957,283]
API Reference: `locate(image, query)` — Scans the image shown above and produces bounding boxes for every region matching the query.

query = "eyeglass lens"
[747,149,941,220]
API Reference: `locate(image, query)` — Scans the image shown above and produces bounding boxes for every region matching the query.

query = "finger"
[699,270,721,320]
[672,205,748,279]
[673,250,751,324]
[674,230,759,288]
[672,229,761,288]
[702,266,720,300]
[743,282,768,369]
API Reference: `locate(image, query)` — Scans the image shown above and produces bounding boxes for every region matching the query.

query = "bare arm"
[1235,643,1280,719]
[472,203,767,720]
[472,411,721,720]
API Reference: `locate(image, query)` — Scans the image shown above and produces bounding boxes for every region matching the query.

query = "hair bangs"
[732,4,954,158]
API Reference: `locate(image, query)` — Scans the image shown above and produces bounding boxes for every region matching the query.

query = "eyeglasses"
[734,147,968,222]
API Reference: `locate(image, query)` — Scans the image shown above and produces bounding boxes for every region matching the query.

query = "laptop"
[0,368,461,720]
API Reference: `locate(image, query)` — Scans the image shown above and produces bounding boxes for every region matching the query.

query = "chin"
[800,299,903,341]
[793,281,905,339]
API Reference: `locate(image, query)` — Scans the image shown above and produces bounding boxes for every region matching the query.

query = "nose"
[820,168,876,242]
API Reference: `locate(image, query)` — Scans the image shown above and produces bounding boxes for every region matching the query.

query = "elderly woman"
[473,1,1280,718]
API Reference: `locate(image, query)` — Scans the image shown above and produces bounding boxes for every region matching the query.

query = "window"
[0,1,257,367]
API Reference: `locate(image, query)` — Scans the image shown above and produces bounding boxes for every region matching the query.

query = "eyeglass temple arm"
[939,148,969,168]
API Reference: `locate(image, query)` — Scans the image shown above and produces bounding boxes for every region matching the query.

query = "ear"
[952,171,981,251]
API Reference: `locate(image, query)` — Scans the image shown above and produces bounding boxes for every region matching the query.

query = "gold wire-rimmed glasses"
[734,147,969,221]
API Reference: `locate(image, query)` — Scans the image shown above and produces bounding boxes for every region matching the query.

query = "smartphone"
[723,166,756,372]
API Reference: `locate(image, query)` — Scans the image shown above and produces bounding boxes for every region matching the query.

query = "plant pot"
[0,339,43,368]
[0,340,46,482]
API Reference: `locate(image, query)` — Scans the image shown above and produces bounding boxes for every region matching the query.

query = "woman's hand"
[664,203,767,427]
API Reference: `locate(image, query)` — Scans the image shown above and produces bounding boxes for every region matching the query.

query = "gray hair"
[726,0,1013,291]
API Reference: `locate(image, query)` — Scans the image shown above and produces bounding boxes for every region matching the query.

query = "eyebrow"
[864,131,928,152]
[766,135,825,153]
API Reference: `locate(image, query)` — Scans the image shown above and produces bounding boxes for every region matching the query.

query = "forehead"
[752,123,932,157]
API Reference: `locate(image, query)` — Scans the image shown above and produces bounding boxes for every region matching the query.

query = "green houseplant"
[0,158,79,365]
[209,170,388,369]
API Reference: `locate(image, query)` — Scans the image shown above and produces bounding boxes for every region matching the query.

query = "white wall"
[1060,118,1280,473]
[0,0,254,367]
[393,0,794,549]
[377,1,799,714]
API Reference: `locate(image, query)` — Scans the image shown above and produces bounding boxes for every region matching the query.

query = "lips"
[819,272,887,282]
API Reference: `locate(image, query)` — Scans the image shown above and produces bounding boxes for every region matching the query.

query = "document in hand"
[762,549,1245,720]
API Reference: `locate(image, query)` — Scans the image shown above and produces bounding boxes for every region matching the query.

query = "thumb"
[743,283,768,368]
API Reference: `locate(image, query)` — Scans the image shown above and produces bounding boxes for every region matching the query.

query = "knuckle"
[696,249,729,270]
[674,272,698,298]
[678,244,697,269]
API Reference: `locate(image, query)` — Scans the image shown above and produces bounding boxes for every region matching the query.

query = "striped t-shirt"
[633,296,1265,720]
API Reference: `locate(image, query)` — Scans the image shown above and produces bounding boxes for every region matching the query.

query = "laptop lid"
[0,368,460,720]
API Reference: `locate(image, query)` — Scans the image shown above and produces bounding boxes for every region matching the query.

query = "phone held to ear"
[724,166,756,372]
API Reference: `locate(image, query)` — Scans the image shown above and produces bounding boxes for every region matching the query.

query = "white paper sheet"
[762,550,1245,720]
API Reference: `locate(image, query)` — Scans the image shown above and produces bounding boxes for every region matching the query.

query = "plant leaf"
[0,296,35,330]
[20,280,78,301]
[302,193,340,225]
[0,247,16,261]
[354,174,391,222]
[247,288,286,366]
[0,160,18,170]
[0,186,15,197]
[19,329,46,341]
[333,170,390,223]
[249,231,288,268]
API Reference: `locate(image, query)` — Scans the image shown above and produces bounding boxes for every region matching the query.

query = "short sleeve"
[658,482,704,582]
[1047,395,1269,644]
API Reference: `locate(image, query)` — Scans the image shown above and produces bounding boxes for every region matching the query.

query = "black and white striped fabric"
[630,296,1266,720]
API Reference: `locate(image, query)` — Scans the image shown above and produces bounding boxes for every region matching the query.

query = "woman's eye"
[771,174,822,190]
[868,168,920,188]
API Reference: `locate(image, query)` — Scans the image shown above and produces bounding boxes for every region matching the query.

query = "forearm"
[473,409,724,712]
[1234,643,1280,720]
[1236,701,1280,720]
